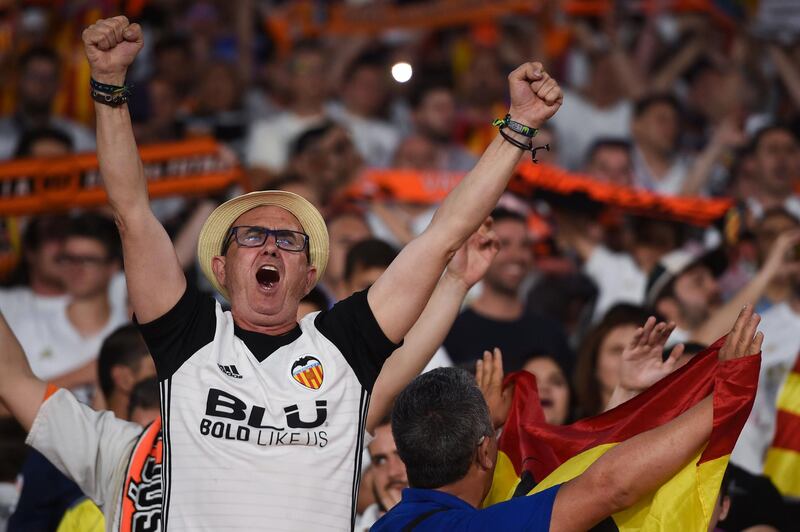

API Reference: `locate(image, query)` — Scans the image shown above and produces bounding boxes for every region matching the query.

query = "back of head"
[392,367,493,489]
[14,127,73,158]
[344,238,398,282]
[128,376,160,421]
[98,324,150,399]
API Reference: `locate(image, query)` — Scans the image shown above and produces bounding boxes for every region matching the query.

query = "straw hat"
[197,190,329,300]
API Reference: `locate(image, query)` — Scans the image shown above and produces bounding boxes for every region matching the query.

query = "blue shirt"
[371,484,560,531]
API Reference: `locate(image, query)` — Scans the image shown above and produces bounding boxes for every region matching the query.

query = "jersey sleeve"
[134,284,217,380]
[25,389,142,509]
[314,288,402,392]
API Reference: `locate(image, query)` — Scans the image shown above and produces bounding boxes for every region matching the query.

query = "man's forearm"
[95,102,150,218]
[428,134,524,251]
[367,272,468,432]
[597,396,712,511]
[0,313,46,430]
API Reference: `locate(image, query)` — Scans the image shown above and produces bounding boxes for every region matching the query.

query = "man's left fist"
[506,62,563,129]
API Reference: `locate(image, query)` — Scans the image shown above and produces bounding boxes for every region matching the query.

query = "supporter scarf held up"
[485,337,760,531]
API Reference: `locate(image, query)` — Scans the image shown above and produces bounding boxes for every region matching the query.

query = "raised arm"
[0,312,47,430]
[368,63,562,342]
[551,306,762,531]
[83,16,186,323]
[366,222,499,433]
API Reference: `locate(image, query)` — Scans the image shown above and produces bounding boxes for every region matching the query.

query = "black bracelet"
[90,78,127,93]
[492,114,538,138]
[91,88,129,107]
[498,127,550,163]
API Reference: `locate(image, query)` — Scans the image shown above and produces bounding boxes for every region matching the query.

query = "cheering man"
[81,15,562,530]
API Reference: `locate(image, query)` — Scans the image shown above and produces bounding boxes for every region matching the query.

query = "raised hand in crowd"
[692,228,800,345]
[367,219,499,433]
[606,317,686,410]
[718,304,763,362]
[476,347,511,430]
[82,16,143,85]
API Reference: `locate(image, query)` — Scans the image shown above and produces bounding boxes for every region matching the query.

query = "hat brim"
[197,190,329,300]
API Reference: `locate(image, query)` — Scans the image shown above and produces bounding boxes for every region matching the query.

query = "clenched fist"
[82,16,143,86]
[507,62,563,129]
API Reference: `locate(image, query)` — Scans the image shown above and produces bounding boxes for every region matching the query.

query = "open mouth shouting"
[256,265,281,291]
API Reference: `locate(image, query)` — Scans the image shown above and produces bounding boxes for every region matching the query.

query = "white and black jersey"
[136,286,399,531]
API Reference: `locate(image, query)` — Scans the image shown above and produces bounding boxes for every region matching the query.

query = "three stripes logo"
[291,356,324,390]
[218,364,243,379]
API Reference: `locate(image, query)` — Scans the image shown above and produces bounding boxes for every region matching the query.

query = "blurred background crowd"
[1,0,800,530]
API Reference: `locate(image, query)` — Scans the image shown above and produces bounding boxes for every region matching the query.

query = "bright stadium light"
[391,62,413,83]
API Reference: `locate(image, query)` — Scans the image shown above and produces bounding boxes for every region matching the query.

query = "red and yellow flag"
[764,354,800,498]
[485,338,760,531]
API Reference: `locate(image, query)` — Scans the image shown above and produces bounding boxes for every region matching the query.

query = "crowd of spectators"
[0,1,799,530]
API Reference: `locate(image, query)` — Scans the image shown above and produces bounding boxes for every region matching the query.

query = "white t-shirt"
[245,112,326,172]
[583,245,646,321]
[0,273,129,382]
[327,102,400,168]
[27,389,143,532]
[548,89,632,171]
[631,146,693,196]
[731,301,800,474]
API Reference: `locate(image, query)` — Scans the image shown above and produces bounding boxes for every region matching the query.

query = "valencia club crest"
[291,356,324,390]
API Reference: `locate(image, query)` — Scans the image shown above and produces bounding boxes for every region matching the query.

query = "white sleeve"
[25,389,141,508]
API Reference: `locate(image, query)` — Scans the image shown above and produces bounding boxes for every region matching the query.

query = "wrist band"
[494,119,550,163]
[90,78,131,107]
[492,114,538,138]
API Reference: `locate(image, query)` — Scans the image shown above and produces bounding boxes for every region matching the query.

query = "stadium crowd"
[0,1,799,530]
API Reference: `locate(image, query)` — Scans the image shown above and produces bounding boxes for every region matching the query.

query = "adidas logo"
[218,364,243,379]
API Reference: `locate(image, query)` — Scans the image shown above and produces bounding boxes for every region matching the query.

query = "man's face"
[289,50,327,105]
[586,146,633,186]
[294,128,361,196]
[27,238,65,290]
[325,215,371,284]
[19,57,59,114]
[483,219,532,296]
[28,138,71,158]
[755,213,799,266]
[754,129,800,196]
[672,265,721,329]
[59,237,117,299]
[344,66,386,118]
[393,136,439,169]
[633,103,679,155]
[212,206,316,326]
[415,88,456,142]
[368,424,408,512]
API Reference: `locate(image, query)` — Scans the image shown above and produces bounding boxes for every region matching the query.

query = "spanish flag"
[485,338,760,531]
[763,353,800,498]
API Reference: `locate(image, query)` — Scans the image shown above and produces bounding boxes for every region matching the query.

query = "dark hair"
[344,238,398,281]
[392,367,494,488]
[153,34,192,58]
[343,48,387,83]
[407,76,454,110]
[633,93,682,119]
[128,376,160,420]
[0,417,27,482]
[97,324,149,399]
[3,214,71,287]
[289,121,337,159]
[14,127,73,158]
[574,304,655,417]
[300,286,330,313]
[490,207,527,225]
[18,46,60,72]
[585,138,632,164]
[65,213,122,263]
[751,124,798,153]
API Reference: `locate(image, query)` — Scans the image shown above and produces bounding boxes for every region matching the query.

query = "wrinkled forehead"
[231,205,304,232]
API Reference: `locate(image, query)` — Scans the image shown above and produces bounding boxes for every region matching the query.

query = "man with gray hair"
[374,306,763,531]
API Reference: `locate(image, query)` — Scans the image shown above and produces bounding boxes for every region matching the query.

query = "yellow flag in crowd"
[485,338,760,531]
[763,354,800,498]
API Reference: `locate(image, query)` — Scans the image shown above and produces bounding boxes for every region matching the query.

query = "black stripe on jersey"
[160,378,173,531]
[350,388,370,531]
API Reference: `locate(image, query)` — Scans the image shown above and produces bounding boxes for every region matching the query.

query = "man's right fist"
[82,16,143,86]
